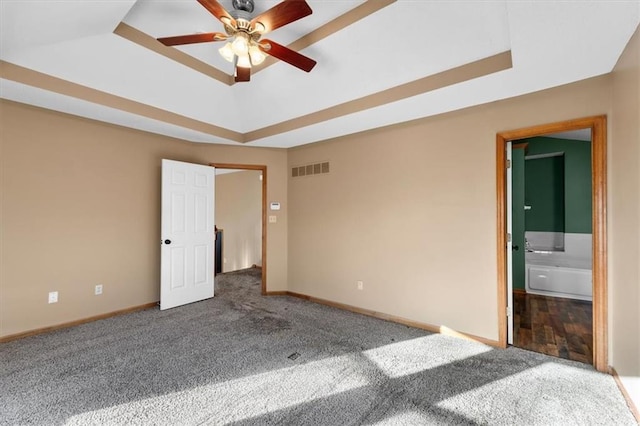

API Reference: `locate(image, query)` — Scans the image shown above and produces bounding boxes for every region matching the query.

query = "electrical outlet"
[357,281,364,290]
[48,291,58,304]
[269,215,277,223]
[95,285,103,295]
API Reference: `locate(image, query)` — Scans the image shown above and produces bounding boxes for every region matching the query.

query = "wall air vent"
[291,162,330,178]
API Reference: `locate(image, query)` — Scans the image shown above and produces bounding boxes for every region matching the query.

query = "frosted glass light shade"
[249,45,266,65]
[218,42,234,62]
[231,33,249,56]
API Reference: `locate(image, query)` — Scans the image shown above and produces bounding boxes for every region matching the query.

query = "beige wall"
[0,101,287,338]
[611,26,640,404]
[215,170,262,272]
[288,75,613,341]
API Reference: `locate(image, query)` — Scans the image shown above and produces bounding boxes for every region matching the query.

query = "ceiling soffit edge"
[0,49,512,144]
[114,23,233,85]
[0,60,243,143]
[244,50,513,142]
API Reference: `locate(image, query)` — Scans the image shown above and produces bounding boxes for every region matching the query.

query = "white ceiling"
[547,129,592,142]
[1,1,638,148]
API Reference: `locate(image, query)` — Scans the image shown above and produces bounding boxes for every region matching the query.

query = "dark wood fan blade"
[157,32,227,46]
[197,0,236,27]
[259,39,316,72]
[235,66,251,82]
[251,0,312,34]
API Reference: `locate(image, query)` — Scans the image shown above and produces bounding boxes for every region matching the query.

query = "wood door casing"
[496,115,607,372]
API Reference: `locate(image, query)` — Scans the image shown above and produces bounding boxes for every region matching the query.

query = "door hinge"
[507,233,512,243]
[506,306,511,317]
[506,159,511,169]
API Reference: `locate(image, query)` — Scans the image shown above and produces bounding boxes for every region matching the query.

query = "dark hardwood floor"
[513,291,593,364]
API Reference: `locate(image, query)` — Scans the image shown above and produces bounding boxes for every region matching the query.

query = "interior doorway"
[209,163,267,295]
[510,133,593,364]
[496,116,608,372]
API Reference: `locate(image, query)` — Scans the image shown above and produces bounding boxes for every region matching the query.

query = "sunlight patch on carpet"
[435,362,625,425]
[65,352,371,424]
[370,409,432,424]
[362,335,492,378]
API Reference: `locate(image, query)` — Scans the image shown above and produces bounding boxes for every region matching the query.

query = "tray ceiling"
[1,1,638,148]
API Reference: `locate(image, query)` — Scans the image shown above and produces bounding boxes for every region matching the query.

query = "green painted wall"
[525,155,565,232]
[511,136,591,290]
[512,148,526,289]
[522,137,592,234]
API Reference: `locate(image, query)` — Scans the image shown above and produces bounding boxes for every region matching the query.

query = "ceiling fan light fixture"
[249,45,266,65]
[159,0,316,81]
[218,42,235,62]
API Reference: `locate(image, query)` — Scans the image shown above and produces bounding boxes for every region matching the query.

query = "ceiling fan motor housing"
[233,15,253,32]
[232,0,254,13]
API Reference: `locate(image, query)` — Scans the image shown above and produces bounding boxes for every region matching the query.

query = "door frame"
[496,115,608,372]
[210,163,267,295]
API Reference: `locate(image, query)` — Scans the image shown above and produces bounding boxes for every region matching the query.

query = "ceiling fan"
[157,0,317,82]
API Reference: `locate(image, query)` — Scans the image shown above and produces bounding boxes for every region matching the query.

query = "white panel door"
[506,142,514,345]
[161,159,215,310]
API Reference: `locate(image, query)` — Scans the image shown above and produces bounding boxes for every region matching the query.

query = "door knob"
[512,245,519,251]
[164,239,172,245]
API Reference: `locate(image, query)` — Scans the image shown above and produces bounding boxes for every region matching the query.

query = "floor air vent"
[292,162,329,178]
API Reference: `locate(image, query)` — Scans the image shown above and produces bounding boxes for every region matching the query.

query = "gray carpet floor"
[1,268,636,425]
